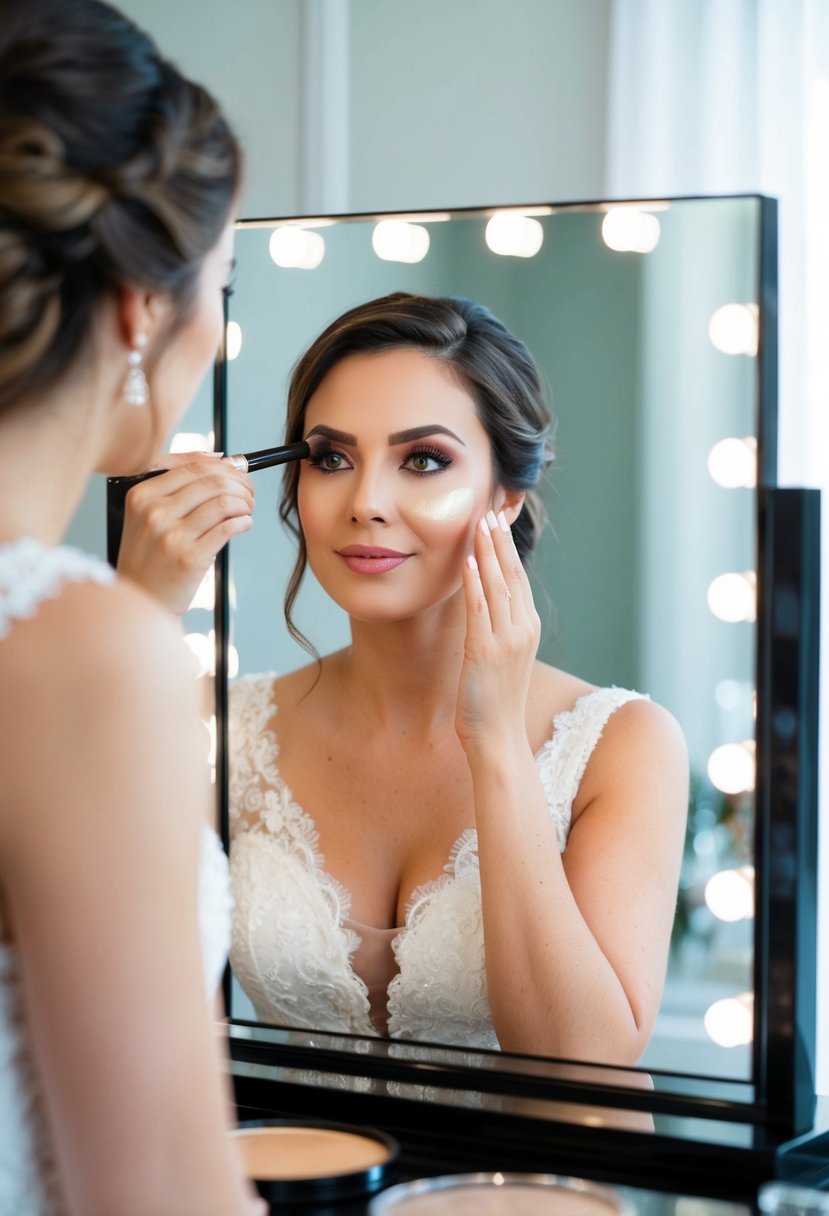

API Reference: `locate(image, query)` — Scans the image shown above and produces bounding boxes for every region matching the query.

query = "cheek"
[405,486,481,555]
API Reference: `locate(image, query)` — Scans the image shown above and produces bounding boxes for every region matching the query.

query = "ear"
[115,285,172,351]
[491,487,525,527]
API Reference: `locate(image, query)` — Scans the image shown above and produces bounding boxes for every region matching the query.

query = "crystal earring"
[124,334,149,407]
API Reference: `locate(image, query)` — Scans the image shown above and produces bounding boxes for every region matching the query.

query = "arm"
[0,581,262,1216]
[117,452,254,614]
[458,513,688,1064]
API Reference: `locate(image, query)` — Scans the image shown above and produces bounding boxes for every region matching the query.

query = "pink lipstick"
[336,546,412,575]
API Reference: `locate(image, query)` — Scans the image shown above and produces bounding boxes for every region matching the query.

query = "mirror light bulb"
[188,569,215,613]
[708,303,759,356]
[485,212,544,258]
[601,208,661,253]
[707,741,755,794]
[226,320,243,361]
[704,866,755,921]
[184,631,214,679]
[371,220,430,264]
[704,993,753,1048]
[707,571,756,623]
[269,226,326,270]
[170,431,211,454]
[707,437,757,488]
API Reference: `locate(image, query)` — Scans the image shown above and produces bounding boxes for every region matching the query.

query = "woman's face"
[297,347,508,622]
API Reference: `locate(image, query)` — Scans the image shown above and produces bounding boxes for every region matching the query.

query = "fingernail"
[497,510,510,533]
[467,554,479,572]
[486,509,499,533]
[479,515,490,537]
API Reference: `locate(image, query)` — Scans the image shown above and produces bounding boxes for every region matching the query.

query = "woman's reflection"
[229,292,689,1064]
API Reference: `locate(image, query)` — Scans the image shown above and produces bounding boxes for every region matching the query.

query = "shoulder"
[0,577,205,846]
[1,574,193,694]
[574,693,689,819]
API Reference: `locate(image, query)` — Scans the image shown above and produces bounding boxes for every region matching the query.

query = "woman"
[0,1,263,1212]
[227,292,689,1065]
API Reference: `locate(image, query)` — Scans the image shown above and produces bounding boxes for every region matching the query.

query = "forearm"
[469,739,645,1063]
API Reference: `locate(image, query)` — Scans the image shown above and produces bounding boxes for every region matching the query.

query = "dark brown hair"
[278,291,554,653]
[0,0,242,411]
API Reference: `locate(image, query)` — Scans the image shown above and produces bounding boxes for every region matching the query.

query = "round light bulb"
[226,320,243,361]
[707,741,755,794]
[484,212,544,258]
[707,572,756,623]
[707,437,757,488]
[708,303,759,356]
[704,993,753,1048]
[183,632,214,679]
[704,866,755,921]
[601,208,661,253]
[170,431,211,454]
[268,226,325,270]
[371,220,430,264]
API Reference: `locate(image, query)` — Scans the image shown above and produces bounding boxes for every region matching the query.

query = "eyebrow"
[305,423,466,447]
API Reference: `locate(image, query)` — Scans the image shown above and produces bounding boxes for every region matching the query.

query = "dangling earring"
[124,334,149,407]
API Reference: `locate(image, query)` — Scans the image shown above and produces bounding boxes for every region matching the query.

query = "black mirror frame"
[212,195,822,1158]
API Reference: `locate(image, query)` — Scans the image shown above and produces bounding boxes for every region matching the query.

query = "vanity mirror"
[173,195,818,1144]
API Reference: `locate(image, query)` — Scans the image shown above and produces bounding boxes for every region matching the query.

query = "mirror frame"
[213,194,821,1142]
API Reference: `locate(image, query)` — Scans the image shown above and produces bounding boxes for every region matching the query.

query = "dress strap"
[536,687,646,845]
[0,538,114,640]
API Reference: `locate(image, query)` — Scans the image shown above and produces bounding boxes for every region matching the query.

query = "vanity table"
[195,195,827,1208]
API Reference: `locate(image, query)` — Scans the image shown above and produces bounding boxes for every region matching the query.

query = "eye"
[402,446,452,475]
[307,445,351,474]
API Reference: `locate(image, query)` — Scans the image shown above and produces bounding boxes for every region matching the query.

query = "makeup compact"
[229,1118,399,1205]
[368,1172,633,1215]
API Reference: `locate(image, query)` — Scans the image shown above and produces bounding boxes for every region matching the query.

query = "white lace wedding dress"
[0,538,233,1216]
[229,672,644,1049]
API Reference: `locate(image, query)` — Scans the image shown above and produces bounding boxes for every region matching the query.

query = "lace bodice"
[229,673,644,1049]
[0,538,232,1215]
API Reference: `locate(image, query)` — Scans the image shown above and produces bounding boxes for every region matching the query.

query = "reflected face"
[297,348,499,620]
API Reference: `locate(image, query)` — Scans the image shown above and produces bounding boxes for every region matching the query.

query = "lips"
[335,545,412,575]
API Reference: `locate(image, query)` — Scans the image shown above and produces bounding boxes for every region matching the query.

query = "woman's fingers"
[117,458,255,614]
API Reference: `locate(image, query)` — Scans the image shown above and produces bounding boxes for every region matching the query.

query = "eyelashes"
[306,442,454,476]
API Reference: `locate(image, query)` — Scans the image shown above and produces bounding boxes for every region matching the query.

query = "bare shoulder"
[575,693,689,817]
[0,577,200,839]
[1,575,193,698]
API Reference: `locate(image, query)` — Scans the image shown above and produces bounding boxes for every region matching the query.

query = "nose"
[348,461,392,525]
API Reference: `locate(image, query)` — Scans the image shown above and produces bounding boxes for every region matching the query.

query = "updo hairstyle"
[278,291,554,652]
[0,0,242,413]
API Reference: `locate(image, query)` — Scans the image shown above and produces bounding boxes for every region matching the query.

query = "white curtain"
[605,0,829,1094]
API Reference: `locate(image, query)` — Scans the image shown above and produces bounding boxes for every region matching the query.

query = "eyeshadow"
[368,1173,633,1216]
[230,1120,398,1204]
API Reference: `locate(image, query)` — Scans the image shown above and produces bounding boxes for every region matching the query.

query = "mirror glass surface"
[219,198,763,1081]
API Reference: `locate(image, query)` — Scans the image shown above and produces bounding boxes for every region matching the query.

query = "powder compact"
[229,1118,399,1205]
[368,1172,634,1215]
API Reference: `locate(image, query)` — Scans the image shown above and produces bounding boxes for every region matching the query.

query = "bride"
[0,1,263,1211]
[225,292,690,1063]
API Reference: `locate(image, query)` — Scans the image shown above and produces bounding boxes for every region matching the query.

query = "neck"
[339,590,469,734]
[0,394,104,546]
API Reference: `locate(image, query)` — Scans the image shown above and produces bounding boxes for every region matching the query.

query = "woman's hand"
[456,508,541,751]
[116,451,254,615]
